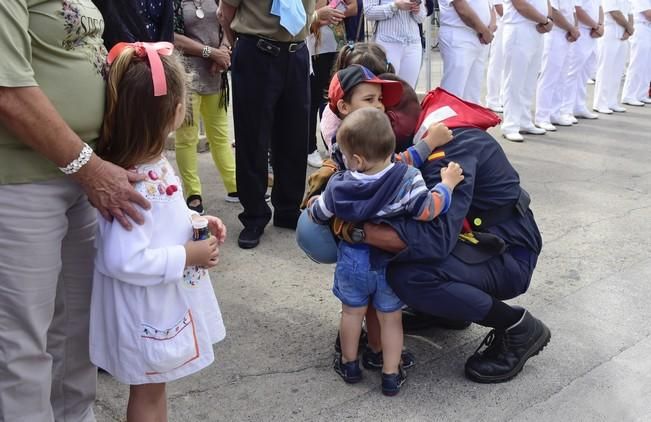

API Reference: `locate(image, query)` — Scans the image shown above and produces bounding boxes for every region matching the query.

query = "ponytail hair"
[98,46,188,169]
[333,42,395,76]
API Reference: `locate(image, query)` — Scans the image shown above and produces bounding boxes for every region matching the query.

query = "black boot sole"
[465,324,551,383]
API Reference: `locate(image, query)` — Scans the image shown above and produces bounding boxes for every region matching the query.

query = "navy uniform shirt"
[386,127,543,264]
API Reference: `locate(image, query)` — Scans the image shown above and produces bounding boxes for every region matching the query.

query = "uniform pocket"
[140,309,199,374]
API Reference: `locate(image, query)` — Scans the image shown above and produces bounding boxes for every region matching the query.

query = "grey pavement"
[96,51,651,421]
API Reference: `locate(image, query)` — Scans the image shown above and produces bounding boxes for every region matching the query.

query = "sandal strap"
[186,194,202,205]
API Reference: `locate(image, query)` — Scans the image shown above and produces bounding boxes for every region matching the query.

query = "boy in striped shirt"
[307,107,464,396]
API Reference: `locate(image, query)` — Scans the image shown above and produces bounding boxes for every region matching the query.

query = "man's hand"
[363,222,406,253]
[536,19,554,33]
[622,30,632,40]
[73,155,149,230]
[216,2,237,46]
[479,28,494,44]
[488,22,498,33]
[566,27,580,41]
[331,216,356,243]
[590,24,604,37]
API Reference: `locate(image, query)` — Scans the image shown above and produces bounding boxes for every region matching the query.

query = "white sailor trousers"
[439,26,489,104]
[560,27,598,114]
[536,28,572,122]
[501,22,543,134]
[593,24,629,109]
[621,22,651,101]
[485,20,505,108]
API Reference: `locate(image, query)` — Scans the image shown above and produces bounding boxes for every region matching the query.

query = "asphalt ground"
[96,52,651,421]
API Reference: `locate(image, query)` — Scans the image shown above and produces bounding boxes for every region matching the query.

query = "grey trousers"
[0,178,97,422]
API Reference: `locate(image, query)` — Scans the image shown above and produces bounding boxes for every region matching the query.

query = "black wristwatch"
[350,224,366,244]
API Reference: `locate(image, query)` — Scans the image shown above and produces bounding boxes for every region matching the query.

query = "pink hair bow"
[107,41,175,97]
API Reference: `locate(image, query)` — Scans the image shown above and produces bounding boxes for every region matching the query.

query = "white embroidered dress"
[89,157,225,385]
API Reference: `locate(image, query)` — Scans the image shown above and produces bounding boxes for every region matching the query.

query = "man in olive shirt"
[0,1,148,420]
[219,0,344,249]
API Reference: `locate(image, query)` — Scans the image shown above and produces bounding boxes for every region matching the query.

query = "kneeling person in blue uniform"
[299,80,550,383]
[368,101,548,383]
[307,108,464,395]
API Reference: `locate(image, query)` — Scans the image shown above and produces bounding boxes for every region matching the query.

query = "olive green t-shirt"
[222,0,316,42]
[0,0,107,185]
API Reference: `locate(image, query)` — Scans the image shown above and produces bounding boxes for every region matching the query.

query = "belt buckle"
[288,42,301,53]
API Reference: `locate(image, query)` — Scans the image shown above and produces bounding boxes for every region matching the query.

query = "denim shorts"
[333,243,403,313]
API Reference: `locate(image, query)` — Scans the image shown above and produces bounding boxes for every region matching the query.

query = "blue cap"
[296,210,338,264]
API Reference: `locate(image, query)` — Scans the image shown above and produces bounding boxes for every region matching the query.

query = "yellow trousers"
[175,91,236,197]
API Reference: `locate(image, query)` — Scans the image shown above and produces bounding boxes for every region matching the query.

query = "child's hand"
[185,236,220,268]
[204,215,227,245]
[424,123,453,150]
[440,161,464,190]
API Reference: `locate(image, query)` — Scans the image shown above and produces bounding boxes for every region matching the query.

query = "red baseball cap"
[328,65,403,113]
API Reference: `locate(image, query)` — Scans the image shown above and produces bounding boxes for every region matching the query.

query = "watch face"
[351,228,364,243]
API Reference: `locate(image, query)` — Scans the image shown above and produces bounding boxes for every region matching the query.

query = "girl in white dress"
[90,42,226,422]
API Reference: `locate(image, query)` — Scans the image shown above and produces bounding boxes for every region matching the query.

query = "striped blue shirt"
[364,0,427,44]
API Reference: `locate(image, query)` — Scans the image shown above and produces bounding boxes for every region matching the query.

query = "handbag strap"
[355,10,365,41]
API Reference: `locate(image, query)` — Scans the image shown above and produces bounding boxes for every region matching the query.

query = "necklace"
[192,0,204,19]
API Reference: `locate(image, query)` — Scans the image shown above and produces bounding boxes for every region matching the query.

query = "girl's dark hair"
[333,42,396,76]
[97,48,188,169]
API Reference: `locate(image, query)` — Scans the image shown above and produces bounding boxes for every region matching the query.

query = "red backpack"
[414,88,501,141]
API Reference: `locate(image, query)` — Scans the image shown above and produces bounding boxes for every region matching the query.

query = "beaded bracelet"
[59,143,93,175]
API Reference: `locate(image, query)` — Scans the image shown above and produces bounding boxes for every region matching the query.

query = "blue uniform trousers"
[388,247,538,322]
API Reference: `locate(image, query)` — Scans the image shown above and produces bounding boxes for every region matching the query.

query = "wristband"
[201,45,212,58]
[59,143,93,175]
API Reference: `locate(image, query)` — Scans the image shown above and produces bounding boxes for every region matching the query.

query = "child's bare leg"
[127,383,167,422]
[340,304,368,363]
[365,305,382,352]
[376,310,404,374]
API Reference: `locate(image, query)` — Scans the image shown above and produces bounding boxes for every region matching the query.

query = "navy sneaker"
[381,367,407,396]
[333,357,362,384]
[362,347,416,370]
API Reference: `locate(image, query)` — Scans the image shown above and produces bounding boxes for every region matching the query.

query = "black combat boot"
[464,309,551,383]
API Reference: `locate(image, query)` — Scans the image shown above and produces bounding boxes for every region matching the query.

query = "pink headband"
[107,41,175,97]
